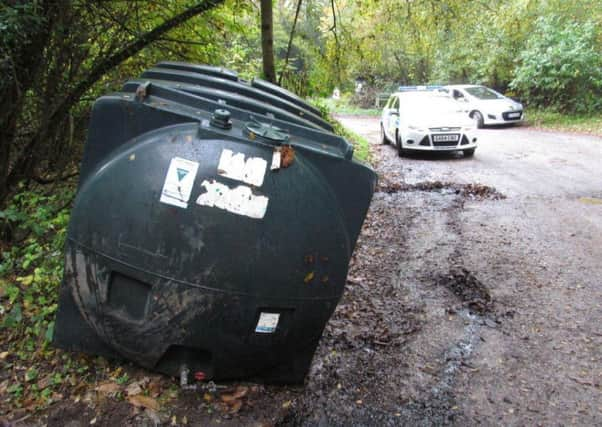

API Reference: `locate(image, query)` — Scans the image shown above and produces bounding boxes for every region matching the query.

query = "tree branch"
[8,0,225,188]
[278,0,303,85]
[53,0,225,127]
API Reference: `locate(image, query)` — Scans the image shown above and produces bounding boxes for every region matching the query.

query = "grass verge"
[526,109,602,136]
[331,121,372,164]
[310,97,380,117]
[310,99,373,164]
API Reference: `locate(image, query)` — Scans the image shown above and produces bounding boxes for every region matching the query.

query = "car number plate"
[433,134,459,142]
[507,112,520,118]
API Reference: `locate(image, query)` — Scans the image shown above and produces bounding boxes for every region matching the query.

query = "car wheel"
[472,111,484,129]
[396,133,405,157]
[463,148,476,157]
[380,124,389,145]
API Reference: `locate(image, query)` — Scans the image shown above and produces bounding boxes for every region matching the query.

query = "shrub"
[510,16,602,113]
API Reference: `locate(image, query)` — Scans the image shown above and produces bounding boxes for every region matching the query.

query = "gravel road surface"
[326,115,602,426]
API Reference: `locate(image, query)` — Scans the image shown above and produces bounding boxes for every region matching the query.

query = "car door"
[386,96,400,140]
[451,89,471,113]
[381,95,395,139]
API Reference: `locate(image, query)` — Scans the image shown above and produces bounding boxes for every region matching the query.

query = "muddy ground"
[8,116,602,426]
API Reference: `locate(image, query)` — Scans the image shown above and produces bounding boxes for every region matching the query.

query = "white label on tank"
[196,180,269,219]
[255,312,280,333]
[217,149,267,187]
[159,157,199,208]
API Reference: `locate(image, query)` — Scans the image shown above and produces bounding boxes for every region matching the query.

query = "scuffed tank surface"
[53,62,377,383]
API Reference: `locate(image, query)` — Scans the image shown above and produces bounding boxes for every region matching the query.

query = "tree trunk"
[278,0,303,86]
[260,0,276,83]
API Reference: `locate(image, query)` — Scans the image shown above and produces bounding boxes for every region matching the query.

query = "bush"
[0,184,73,361]
[510,16,602,113]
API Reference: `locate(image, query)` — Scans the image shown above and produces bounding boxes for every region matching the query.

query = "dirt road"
[35,116,601,427]
[316,115,602,426]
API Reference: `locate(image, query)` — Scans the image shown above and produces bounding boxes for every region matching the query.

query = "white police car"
[380,89,477,157]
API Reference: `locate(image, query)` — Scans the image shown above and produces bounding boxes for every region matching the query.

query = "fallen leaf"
[227,400,243,414]
[128,394,159,411]
[0,352,9,360]
[125,382,143,396]
[304,272,315,284]
[220,386,248,403]
[282,400,292,409]
[95,382,120,395]
[280,145,295,168]
[37,375,52,390]
[145,377,163,397]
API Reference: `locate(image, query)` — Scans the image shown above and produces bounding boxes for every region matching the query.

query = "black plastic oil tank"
[53,63,376,383]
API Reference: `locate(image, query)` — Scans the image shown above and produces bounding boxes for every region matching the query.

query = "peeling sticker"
[159,157,199,208]
[196,180,269,219]
[271,149,281,170]
[255,312,280,333]
[217,149,267,186]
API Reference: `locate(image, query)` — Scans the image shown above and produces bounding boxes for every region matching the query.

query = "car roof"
[392,90,448,97]
[444,84,483,90]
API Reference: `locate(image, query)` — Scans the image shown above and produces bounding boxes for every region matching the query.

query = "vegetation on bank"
[526,110,602,136]
[0,182,92,411]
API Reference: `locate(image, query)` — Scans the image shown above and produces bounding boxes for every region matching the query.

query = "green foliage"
[0,1,46,46]
[0,183,101,409]
[510,16,602,113]
[526,108,602,135]
[280,0,602,115]
[0,184,72,358]
[313,95,380,116]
